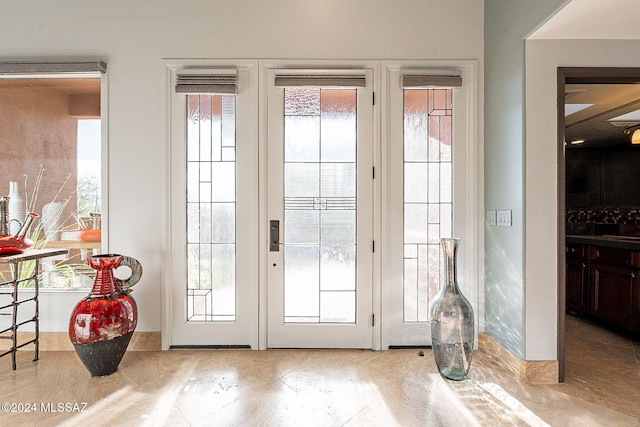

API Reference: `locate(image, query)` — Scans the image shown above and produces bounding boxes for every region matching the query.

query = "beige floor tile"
[199,380,341,427]
[1,316,639,426]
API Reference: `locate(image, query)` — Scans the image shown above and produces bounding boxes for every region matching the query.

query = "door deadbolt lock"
[270,220,280,251]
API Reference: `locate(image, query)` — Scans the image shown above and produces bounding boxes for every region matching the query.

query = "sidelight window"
[185,93,237,322]
[403,87,453,322]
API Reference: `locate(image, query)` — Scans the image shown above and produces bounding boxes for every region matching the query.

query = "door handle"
[270,220,280,251]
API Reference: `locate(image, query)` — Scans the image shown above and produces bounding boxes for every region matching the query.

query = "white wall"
[525,38,640,360]
[0,0,484,333]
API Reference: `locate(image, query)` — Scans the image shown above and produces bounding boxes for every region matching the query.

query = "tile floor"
[1,316,639,426]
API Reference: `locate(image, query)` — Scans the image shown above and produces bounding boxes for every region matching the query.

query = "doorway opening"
[558,67,640,382]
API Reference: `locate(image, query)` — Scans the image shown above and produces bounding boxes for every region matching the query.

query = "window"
[77,119,102,218]
[403,88,453,322]
[0,62,105,288]
[186,93,237,321]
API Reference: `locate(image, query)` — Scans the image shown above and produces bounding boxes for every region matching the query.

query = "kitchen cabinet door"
[566,258,589,315]
[590,262,640,334]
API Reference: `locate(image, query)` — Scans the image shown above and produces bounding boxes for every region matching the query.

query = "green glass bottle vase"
[430,238,474,380]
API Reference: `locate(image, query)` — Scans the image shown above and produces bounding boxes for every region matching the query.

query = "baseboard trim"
[477,332,558,384]
[0,332,161,352]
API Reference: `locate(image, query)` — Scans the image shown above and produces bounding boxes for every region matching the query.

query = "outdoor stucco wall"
[0,86,77,228]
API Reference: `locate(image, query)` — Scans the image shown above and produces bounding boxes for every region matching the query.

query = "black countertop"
[567,235,640,250]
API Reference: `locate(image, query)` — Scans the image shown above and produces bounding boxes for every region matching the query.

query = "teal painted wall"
[484,0,568,358]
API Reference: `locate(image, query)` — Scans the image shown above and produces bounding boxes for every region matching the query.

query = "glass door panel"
[186,94,237,322]
[283,88,357,324]
[267,70,373,348]
[402,89,453,323]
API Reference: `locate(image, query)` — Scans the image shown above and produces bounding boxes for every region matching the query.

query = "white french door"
[168,63,258,347]
[266,69,374,348]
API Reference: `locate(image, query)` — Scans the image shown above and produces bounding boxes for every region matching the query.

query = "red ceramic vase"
[69,254,143,376]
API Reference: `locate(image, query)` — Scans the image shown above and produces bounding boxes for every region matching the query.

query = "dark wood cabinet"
[590,245,640,335]
[590,245,640,269]
[590,263,640,332]
[565,243,589,315]
[566,239,640,337]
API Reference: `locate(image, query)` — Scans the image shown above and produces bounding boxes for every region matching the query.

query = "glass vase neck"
[441,238,460,288]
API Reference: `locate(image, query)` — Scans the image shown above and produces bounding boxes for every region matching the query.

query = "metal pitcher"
[0,196,9,237]
[0,196,32,238]
[0,211,39,254]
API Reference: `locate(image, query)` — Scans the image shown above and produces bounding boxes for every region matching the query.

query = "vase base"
[72,331,133,377]
[438,366,468,381]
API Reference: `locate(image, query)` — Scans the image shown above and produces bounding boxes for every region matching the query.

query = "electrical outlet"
[486,210,496,226]
[497,210,512,227]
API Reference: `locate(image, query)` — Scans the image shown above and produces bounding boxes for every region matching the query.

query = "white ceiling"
[530,0,640,148]
[529,0,640,40]
[565,84,640,146]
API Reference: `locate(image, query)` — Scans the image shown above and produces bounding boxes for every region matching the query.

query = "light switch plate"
[497,210,512,227]
[486,210,496,226]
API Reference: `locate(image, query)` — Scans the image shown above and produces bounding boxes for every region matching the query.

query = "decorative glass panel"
[283,87,357,324]
[320,90,357,162]
[321,210,356,244]
[321,163,356,197]
[285,116,320,162]
[186,94,236,322]
[285,163,320,197]
[284,245,320,321]
[320,291,356,323]
[320,245,356,291]
[284,210,319,244]
[403,88,453,322]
